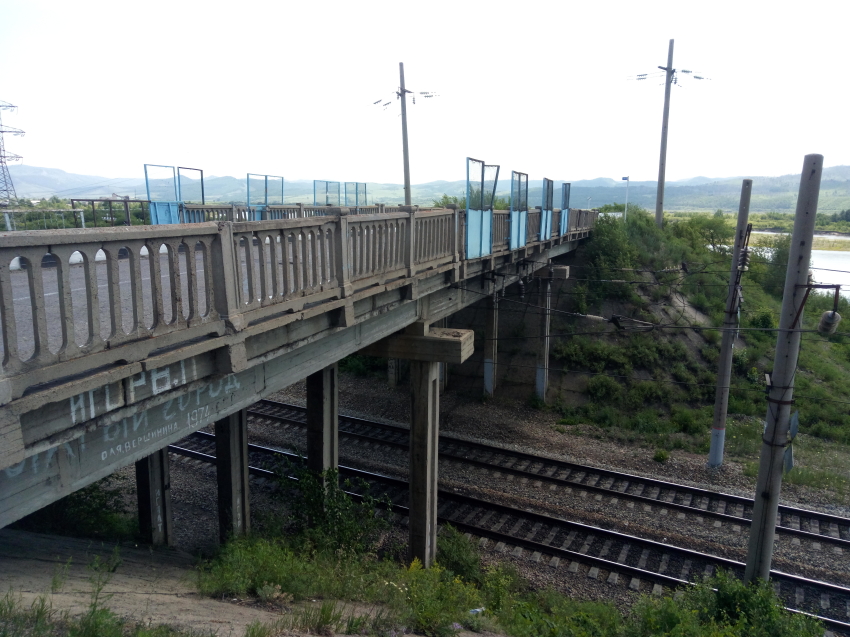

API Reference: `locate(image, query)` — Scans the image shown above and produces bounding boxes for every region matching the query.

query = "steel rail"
[167,433,850,634]
[249,400,850,546]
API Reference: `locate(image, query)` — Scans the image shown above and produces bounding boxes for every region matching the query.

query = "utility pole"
[655,39,675,227]
[708,179,752,468]
[744,154,822,582]
[399,62,412,206]
[0,101,24,206]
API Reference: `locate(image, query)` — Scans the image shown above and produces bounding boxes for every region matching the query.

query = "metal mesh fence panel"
[178,167,204,204]
[144,164,178,202]
[483,164,500,209]
[561,182,571,210]
[267,176,284,204]
[344,182,368,207]
[314,180,341,206]
[509,171,528,249]
[247,174,267,205]
[466,158,484,211]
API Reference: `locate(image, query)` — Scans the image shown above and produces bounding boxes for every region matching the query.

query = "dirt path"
[0,529,282,635]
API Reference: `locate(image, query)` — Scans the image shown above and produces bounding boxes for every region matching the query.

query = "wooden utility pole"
[399,62,412,206]
[708,180,752,468]
[655,39,675,227]
[744,154,822,582]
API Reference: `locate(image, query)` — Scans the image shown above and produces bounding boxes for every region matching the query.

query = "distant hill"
[9,164,850,213]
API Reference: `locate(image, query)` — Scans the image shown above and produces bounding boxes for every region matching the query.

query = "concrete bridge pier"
[362,324,474,567]
[535,278,552,404]
[135,449,173,546]
[483,294,499,398]
[306,364,339,478]
[214,410,250,543]
[409,360,440,566]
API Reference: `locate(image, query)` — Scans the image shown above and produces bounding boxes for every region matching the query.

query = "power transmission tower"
[0,101,24,206]
[629,41,710,227]
[372,64,439,206]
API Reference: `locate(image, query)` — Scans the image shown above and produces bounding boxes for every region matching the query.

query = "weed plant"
[551,206,850,466]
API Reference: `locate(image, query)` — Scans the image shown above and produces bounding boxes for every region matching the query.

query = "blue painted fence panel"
[149,202,181,225]
[509,210,527,249]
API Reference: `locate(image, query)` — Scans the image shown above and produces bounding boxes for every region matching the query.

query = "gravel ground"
[148,369,850,614]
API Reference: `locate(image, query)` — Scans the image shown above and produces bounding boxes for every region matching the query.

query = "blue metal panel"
[149,202,181,224]
[560,183,571,235]
[540,178,554,240]
[509,170,529,250]
[466,210,483,258]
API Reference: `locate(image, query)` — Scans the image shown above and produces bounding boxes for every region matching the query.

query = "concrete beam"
[409,360,439,567]
[533,265,570,279]
[306,364,339,477]
[215,409,250,543]
[361,328,474,364]
[135,448,173,546]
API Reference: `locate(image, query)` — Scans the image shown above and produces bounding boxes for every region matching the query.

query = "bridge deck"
[0,206,596,527]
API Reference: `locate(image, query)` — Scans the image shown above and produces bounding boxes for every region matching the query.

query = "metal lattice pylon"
[0,101,24,205]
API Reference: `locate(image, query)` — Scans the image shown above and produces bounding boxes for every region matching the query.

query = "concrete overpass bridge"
[0,203,597,564]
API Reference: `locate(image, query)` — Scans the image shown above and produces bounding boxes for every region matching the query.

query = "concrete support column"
[535,279,552,403]
[388,359,402,388]
[215,409,250,543]
[409,360,440,567]
[135,448,173,546]
[483,295,499,397]
[306,364,339,476]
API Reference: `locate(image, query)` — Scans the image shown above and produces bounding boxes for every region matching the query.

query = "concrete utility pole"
[708,180,752,468]
[655,39,675,227]
[744,154,822,582]
[399,62,412,206]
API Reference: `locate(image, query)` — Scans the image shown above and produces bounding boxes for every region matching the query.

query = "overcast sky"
[1,0,848,189]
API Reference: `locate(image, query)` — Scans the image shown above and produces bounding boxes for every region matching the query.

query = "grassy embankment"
[549,207,850,492]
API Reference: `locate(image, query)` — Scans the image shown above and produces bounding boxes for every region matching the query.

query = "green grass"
[548,208,850,470]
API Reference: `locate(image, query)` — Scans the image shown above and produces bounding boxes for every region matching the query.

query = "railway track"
[247,399,850,551]
[168,429,850,634]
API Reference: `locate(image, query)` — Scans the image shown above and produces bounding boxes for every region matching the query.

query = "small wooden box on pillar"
[362,325,473,567]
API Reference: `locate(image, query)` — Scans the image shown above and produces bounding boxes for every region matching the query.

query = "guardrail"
[0,206,596,402]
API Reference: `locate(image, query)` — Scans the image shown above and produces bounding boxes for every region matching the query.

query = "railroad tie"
[607,572,619,585]
[616,544,631,564]
[658,554,670,574]
[679,559,692,580]
[495,542,507,552]
[526,522,542,541]
[542,465,557,477]
[703,564,714,578]
[587,567,599,579]
[846,599,850,618]
[599,540,612,558]
[561,531,578,550]
[821,593,830,610]
[543,526,559,545]
[588,474,601,487]
[830,522,840,539]
[716,501,727,515]
[661,491,675,503]
[795,587,804,607]
[789,515,801,530]
[461,507,479,525]
[629,578,641,591]
[512,546,524,558]
[568,561,580,573]
[548,556,560,568]
[810,519,820,535]
[492,515,510,533]
[681,493,693,506]
[646,486,660,499]
[478,538,489,549]
[652,584,663,596]
[617,481,629,493]
[578,535,595,555]
[632,484,645,497]
[530,551,541,563]
[478,510,496,527]
[698,497,709,510]
[508,518,526,537]
[437,501,453,516]
[637,549,650,569]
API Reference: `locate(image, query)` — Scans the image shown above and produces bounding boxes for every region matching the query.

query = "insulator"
[518,279,525,300]
[818,310,842,335]
[737,249,750,271]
